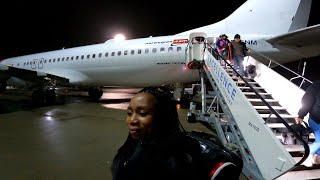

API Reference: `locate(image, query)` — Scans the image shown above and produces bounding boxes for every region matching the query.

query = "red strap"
[209,162,225,177]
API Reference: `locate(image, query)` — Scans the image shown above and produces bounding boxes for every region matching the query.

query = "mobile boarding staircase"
[185,32,320,180]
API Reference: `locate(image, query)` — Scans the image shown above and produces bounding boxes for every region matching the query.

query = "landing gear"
[88,87,103,100]
[31,88,56,106]
[0,81,7,93]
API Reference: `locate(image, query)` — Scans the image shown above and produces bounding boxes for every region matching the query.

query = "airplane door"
[31,59,37,69]
[38,58,44,69]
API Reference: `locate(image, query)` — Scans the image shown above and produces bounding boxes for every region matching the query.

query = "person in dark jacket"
[230,34,248,79]
[111,86,243,180]
[296,81,320,167]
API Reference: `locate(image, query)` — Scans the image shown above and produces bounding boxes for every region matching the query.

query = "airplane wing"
[0,64,69,86]
[266,24,320,59]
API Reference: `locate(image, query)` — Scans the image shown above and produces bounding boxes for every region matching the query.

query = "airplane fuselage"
[0,32,301,89]
[1,35,201,88]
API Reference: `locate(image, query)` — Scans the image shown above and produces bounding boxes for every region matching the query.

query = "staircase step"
[267,123,294,128]
[253,106,287,110]
[275,133,315,140]
[239,86,264,90]
[243,92,272,96]
[260,114,296,119]
[248,99,279,102]
[276,169,320,180]
[284,145,305,152]
[293,157,302,163]
[237,81,259,84]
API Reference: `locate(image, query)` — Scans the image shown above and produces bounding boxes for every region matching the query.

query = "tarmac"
[0,87,219,180]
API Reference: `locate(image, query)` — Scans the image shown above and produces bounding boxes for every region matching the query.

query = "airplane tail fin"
[178,0,312,36]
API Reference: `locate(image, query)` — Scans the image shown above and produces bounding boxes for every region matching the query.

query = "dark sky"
[0,0,319,59]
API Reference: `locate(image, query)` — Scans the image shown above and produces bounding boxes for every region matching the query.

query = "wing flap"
[266,24,320,58]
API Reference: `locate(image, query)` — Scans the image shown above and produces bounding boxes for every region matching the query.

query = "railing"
[252,50,313,88]
[205,43,310,166]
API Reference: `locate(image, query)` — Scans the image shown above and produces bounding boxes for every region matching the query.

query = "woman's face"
[126,93,157,140]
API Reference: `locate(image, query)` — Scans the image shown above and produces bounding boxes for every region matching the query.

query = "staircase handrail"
[252,49,313,88]
[206,43,310,166]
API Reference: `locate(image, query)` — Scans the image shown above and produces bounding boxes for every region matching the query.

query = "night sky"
[0,0,319,65]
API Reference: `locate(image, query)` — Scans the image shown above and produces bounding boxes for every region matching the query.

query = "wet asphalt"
[0,88,215,180]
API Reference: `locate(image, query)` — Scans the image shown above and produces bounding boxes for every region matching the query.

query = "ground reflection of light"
[44,111,56,121]
[101,103,129,110]
[45,116,55,121]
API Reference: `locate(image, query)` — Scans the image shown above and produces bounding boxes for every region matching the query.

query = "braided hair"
[138,86,185,138]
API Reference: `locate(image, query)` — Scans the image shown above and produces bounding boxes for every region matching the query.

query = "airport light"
[114,34,126,42]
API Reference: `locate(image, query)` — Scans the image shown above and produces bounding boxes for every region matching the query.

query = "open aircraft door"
[186,32,207,69]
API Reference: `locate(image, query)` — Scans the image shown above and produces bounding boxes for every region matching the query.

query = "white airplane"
[0,0,318,105]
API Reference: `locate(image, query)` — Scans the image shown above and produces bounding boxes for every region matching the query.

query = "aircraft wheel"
[32,90,45,106]
[0,81,6,93]
[187,112,197,123]
[45,90,56,105]
[88,87,103,100]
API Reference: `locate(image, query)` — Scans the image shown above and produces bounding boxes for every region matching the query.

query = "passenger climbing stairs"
[185,32,320,180]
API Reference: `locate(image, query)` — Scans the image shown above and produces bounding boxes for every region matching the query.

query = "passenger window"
[49,59,51,63]
[71,56,74,60]
[124,50,128,55]
[66,57,69,61]
[92,54,96,58]
[138,49,142,54]
[152,48,157,53]
[76,56,79,60]
[105,52,108,57]
[160,47,165,52]
[131,50,134,55]
[24,62,26,65]
[17,63,19,66]
[145,49,149,54]
[53,59,56,62]
[62,58,65,61]
[81,55,84,59]
[57,58,60,62]
[118,51,121,56]
[99,53,102,58]
[111,52,115,56]
[87,55,90,59]
[177,47,182,52]
[44,60,47,63]
[168,47,173,52]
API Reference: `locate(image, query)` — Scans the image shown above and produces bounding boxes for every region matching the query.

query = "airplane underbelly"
[80,64,199,87]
